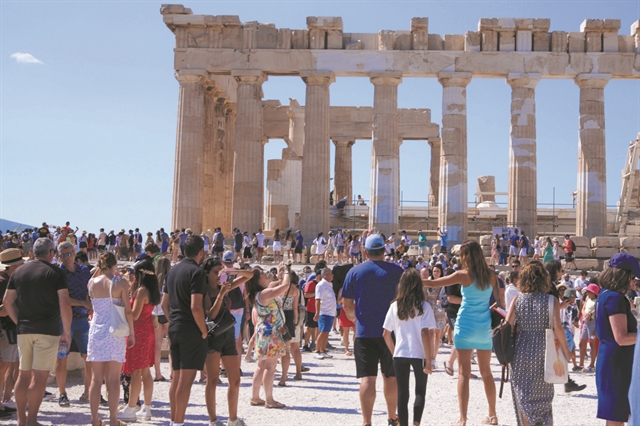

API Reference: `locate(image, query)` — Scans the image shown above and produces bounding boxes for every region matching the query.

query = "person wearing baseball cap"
[341,234,404,426]
[593,253,639,423]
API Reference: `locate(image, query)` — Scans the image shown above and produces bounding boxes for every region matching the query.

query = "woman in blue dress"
[595,253,638,426]
[423,240,502,426]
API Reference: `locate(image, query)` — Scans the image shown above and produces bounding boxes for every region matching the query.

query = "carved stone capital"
[231,70,267,85]
[370,71,403,86]
[507,72,541,89]
[332,138,355,148]
[300,71,335,86]
[437,72,472,88]
[574,73,611,90]
[174,69,207,84]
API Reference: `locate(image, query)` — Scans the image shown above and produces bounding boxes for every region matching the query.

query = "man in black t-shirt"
[3,238,72,426]
[161,235,207,426]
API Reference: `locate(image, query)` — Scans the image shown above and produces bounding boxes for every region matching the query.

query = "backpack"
[492,320,517,399]
[571,240,576,251]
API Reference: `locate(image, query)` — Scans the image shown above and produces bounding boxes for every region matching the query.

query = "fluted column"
[265,148,301,230]
[222,103,237,235]
[299,71,334,239]
[369,72,402,237]
[428,138,441,207]
[438,72,472,244]
[575,73,610,238]
[231,70,266,233]
[287,99,305,157]
[202,87,217,234]
[172,70,206,233]
[507,72,541,238]
[333,138,355,205]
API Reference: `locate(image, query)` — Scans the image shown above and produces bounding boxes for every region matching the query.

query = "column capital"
[231,69,267,85]
[332,137,355,148]
[574,73,611,89]
[437,72,472,87]
[428,137,442,148]
[300,71,335,86]
[370,71,402,86]
[507,72,541,89]
[175,69,207,84]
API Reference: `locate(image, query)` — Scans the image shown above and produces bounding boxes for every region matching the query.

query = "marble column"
[333,138,355,205]
[287,99,305,156]
[507,72,541,238]
[231,70,266,233]
[369,72,402,237]
[575,73,610,238]
[222,103,237,235]
[428,138,441,207]
[299,71,334,240]
[201,87,218,235]
[438,72,472,244]
[172,70,206,233]
[265,148,302,230]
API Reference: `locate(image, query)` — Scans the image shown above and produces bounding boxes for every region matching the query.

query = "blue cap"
[222,250,235,263]
[609,253,640,278]
[364,234,385,250]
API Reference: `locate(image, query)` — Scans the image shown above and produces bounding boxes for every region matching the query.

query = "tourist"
[629,330,640,425]
[336,228,346,264]
[2,238,72,426]
[349,234,362,264]
[294,230,304,264]
[337,285,355,356]
[490,234,500,265]
[511,259,521,272]
[118,259,161,422]
[243,231,252,261]
[54,241,93,407]
[442,269,468,378]
[284,230,294,261]
[98,228,108,253]
[212,227,224,257]
[578,283,600,372]
[342,234,404,426]
[383,268,434,426]
[153,257,172,382]
[508,229,519,264]
[273,229,282,263]
[303,271,318,352]
[504,271,520,311]
[86,252,134,426]
[542,236,554,263]
[0,248,24,419]
[532,236,541,260]
[279,267,303,385]
[159,227,169,255]
[247,264,290,409]
[422,240,499,426]
[507,262,571,425]
[562,234,577,269]
[518,232,530,265]
[422,264,447,370]
[202,232,210,254]
[552,237,560,261]
[255,229,266,262]
[162,235,209,426]
[326,231,335,263]
[437,227,448,254]
[417,230,427,257]
[313,233,327,261]
[560,287,581,371]
[575,270,589,310]
[234,228,243,260]
[202,257,247,426]
[595,253,638,425]
[313,267,336,359]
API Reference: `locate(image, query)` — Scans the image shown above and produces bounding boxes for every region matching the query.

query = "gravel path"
[25,332,600,426]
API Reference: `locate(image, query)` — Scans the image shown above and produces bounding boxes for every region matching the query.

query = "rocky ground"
[16,331,601,426]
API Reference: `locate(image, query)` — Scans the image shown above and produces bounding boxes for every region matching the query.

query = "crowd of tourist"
[0,222,639,426]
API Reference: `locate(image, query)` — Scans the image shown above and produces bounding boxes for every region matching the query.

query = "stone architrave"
[507,72,541,238]
[428,138,441,207]
[575,73,611,238]
[172,70,206,233]
[333,138,355,205]
[299,71,335,240]
[369,72,402,237]
[231,70,266,233]
[438,72,472,244]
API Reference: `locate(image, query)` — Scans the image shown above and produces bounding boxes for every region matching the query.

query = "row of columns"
[172,68,610,242]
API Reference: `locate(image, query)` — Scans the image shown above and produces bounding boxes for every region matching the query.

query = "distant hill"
[0,218,36,233]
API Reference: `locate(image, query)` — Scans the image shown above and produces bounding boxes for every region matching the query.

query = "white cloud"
[10,52,43,64]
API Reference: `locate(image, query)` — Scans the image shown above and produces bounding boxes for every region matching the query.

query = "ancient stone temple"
[162,4,640,243]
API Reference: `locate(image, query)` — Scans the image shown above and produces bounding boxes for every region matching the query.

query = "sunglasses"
[59,252,74,259]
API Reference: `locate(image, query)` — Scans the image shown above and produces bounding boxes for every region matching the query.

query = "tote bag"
[109,279,130,338]
[544,295,568,384]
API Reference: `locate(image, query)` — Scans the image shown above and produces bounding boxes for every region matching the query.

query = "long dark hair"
[246,269,264,308]
[395,269,425,321]
[459,240,492,291]
[430,263,444,279]
[134,259,161,306]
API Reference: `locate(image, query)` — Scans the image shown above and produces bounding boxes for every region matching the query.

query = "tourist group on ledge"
[0,222,639,426]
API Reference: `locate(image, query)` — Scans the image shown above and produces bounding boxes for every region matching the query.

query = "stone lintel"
[160,4,192,15]
[602,19,621,32]
[370,71,403,85]
[574,73,611,89]
[532,19,551,32]
[507,72,542,88]
[231,69,267,84]
[300,70,335,85]
[580,19,603,33]
[438,71,472,87]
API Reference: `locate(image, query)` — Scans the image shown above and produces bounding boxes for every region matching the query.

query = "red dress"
[122,301,155,374]
[339,303,355,328]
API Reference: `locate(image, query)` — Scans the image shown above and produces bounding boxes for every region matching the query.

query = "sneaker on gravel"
[117,405,138,422]
[3,400,16,409]
[313,352,325,360]
[564,378,587,393]
[227,418,247,426]
[78,393,89,403]
[209,419,225,426]
[136,405,152,421]
[322,352,333,359]
[58,393,70,407]
[43,391,55,402]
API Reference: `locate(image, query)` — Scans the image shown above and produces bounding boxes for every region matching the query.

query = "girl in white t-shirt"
[383,269,435,426]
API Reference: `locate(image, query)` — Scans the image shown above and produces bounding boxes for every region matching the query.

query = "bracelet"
[283,271,290,275]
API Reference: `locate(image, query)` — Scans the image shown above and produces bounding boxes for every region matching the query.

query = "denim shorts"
[232,312,243,340]
[563,326,576,352]
[317,315,335,333]
[59,317,90,355]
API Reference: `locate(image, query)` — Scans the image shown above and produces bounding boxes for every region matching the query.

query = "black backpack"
[492,320,517,398]
[571,240,576,251]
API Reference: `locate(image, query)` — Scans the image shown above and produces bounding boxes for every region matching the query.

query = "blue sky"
[2,0,639,233]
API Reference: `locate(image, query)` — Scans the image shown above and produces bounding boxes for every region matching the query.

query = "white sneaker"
[322,352,333,359]
[2,400,15,409]
[117,405,138,422]
[227,419,247,426]
[136,404,152,421]
[209,420,225,426]
[313,352,325,360]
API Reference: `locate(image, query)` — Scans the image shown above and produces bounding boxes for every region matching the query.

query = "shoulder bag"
[109,278,130,338]
[543,294,569,384]
[490,277,503,329]
[492,318,517,398]
[205,293,236,337]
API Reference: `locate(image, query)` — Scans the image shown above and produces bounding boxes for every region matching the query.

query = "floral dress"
[253,292,286,360]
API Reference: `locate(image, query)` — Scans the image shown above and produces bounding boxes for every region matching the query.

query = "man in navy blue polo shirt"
[342,234,404,426]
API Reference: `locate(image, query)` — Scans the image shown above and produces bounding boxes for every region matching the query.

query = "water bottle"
[57,340,69,359]
[436,300,443,312]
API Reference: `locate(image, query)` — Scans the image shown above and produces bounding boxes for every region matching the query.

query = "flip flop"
[444,362,454,376]
[277,382,287,387]
[250,399,266,406]
[265,401,286,409]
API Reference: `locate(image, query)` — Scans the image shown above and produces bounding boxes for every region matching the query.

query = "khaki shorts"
[17,334,59,372]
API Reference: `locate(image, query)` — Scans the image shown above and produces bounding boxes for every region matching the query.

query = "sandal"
[481,416,498,425]
[301,366,310,372]
[444,361,454,376]
[293,374,302,380]
[277,381,287,387]
[250,399,266,406]
[265,401,286,409]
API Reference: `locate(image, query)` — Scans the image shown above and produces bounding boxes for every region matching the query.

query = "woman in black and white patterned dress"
[506,262,571,426]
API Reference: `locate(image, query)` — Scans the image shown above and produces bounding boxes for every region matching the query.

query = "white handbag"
[544,294,568,384]
[109,278,130,338]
